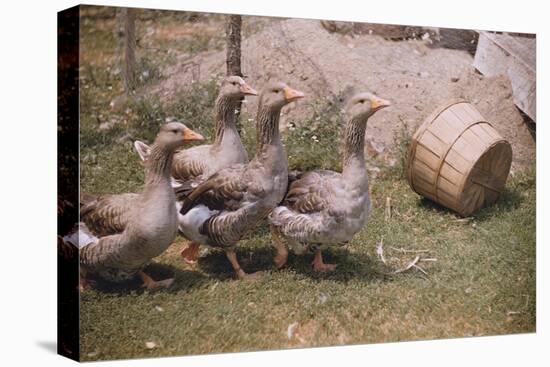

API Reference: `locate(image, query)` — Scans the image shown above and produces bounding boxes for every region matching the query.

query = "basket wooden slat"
[406,100,513,216]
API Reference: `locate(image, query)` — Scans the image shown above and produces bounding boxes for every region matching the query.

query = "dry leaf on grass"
[287,322,298,340]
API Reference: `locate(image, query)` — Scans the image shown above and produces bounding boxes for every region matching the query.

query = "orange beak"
[182,127,204,142]
[283,86,305,102]
[240,82,258,96]
[370,96,391,111]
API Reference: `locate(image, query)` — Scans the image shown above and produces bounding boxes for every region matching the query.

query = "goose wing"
[283,170,339,214]
[171,145,210,183]
[80,193,139,237]
[179,163,249,214]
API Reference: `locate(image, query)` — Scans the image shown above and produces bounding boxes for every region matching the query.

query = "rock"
[451,77,460,82]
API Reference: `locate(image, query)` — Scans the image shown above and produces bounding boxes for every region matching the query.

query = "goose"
[178,82,305,279]
[70,122,204,290]
[268,92,390,272]
[133,76,258,263]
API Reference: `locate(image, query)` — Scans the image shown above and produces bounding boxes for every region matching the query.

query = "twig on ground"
[385,197,392,221]
[454,217,473,223]
[412,264,428,275]
[393,255,420,274]
[419,258,438,262]
[376,237,386,265]
[389,246,430,253]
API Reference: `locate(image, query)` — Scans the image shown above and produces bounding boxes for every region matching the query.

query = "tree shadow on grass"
[416,186,524,223]
[196,244,392,284]
[88,262,209,294]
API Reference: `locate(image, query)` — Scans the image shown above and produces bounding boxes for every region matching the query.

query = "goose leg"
[225,250,259,280]
[180,241,201,264]
[270,225,288,269]
[312,249,337,272]
[139,270,174,290]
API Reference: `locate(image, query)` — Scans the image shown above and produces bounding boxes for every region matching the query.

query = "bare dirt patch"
[152,18,535,170]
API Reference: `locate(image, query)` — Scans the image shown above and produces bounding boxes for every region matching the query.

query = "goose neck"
[213,95,240,146]
[255,105,282,157]
[145,144,174,186]
[342,116,368,180]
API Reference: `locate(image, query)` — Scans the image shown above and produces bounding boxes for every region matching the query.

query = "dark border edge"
[57,4,81,362]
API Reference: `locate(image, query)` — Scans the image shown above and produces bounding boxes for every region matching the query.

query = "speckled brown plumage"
[269,93,390,271]
[80,193,138,237]
[178,82,304,278]
[170,76,255,194]
[78,123,201,285]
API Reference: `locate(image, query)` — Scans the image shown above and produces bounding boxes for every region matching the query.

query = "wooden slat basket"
[406,100,513,217]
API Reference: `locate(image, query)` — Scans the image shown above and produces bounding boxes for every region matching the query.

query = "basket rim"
[457,138,513,216]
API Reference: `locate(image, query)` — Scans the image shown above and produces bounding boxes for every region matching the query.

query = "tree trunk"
[226,15,242,77]
[226,15,243,129]
[119,8,137,94]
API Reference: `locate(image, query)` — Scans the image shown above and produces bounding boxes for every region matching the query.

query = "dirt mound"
[152,18,535,170]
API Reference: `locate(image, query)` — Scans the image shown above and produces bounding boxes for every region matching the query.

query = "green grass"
[79,163,535,360]
[78,7,536,361]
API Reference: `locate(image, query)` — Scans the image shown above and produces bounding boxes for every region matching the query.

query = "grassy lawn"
[79,163,535,360]
[78,6,536,361]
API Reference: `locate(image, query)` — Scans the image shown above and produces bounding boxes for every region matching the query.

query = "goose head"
[346,92,391,121]
[154,122,204,151]
[259,82,305,111]
[220,75,258,100]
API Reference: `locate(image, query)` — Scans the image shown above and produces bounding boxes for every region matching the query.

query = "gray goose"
[73,122,204,289]
[268,92,390,271]
[178,82,305,279]
[133,76,258,263]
